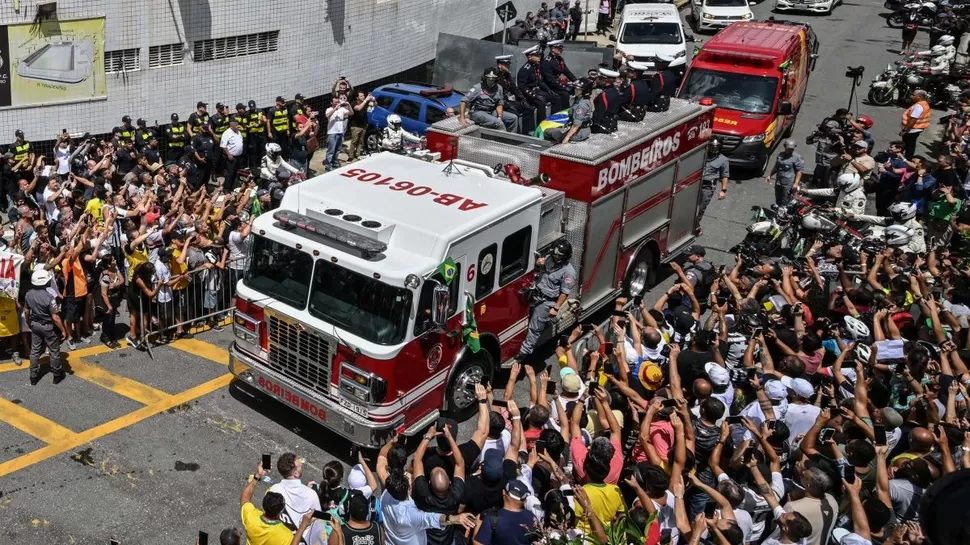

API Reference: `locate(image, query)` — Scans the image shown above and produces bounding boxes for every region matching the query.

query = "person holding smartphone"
[240,459,293,545]
[412,425,466,545]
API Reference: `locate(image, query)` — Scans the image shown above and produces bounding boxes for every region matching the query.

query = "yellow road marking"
[0,373,233,478]
[0,397,77,444]
[68,359,171,405]
[0,342,120,374]
[169,338,229,365]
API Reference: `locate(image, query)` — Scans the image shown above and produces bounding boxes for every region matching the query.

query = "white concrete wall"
[0,0,532,141]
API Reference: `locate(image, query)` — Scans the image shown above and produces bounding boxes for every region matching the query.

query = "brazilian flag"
[534,109,571,139]
[462,298,481,353]
[438,257,457,286]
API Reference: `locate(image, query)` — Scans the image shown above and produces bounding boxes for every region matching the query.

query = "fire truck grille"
[714,132,741,154]
[267,316,334,396]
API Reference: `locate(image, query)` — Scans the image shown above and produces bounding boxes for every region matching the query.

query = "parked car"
[366,83,464,135]
[690,0,754,32]
[773,0,841,15]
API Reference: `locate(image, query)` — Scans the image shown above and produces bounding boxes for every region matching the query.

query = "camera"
[845,66,865,78]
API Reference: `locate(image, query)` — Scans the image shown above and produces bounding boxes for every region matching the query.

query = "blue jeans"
[325,133,344,170]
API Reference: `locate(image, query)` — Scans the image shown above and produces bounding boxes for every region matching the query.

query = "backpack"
[687,261,716,299]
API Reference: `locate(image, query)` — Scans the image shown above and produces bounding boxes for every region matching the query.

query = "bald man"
[890,427,936,468]
[412,424,467,545]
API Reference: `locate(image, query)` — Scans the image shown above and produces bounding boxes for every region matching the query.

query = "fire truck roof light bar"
[273,210,388,258]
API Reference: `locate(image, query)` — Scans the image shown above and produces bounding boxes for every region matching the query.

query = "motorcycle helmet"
[482,68,500,86]
[575,77,594,97]
[844,316,871,341]
[171,113,179,123]
[836,172,862,194]
[931,45,946,57]
[857,115,873,129]
[885,224,914,246]
[801,213,836,232]
[853,343,872,365]
[906,74,924,86]
[939,34,955,46]
[265,142,282,159]
[921,1,937,10]
[550,239,572,264]
[708,138,722,156]
[387,114,402,129]
[888,201,917,222]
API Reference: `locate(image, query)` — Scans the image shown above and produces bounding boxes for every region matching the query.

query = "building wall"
[0,0,531,143]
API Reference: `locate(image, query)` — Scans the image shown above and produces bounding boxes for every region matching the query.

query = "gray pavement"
[0,4,932,544]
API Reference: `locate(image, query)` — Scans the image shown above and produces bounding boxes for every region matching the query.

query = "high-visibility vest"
[212,114,229,139]
[117,127,134,141]
[248,112,266,135]
[231,114,249,137]
[13,141,30,161]
[902,100,931,131]
[271,107,290,133]
[190,112,209,132]
[167,125,186,148]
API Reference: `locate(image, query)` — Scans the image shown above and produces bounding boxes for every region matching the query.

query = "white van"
[612,4,694,77]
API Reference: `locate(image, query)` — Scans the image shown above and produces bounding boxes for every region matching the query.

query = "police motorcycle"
[736,197,815,259]
[868,61,921,106]
[887,1,938,28]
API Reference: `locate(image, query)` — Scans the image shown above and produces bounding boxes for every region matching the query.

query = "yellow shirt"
[575,482,625,534]
[85,197,104,225]
[240,502,293,545]
[171,249,189,290]
[0,298,20,337]
[125,246,149,282]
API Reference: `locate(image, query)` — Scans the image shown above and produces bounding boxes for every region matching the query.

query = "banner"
[0,251,24,300]
[0,17,105,108]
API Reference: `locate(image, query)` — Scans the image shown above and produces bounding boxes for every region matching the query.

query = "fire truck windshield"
[308,260,413,345]
[244,235,314,310]
[680,69,778,114]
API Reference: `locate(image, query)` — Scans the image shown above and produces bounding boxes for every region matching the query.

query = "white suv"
[773,0,841,14]
[691,0,754,32]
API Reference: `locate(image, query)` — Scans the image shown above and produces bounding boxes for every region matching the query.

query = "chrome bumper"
[773,1,831,11]
[229,343,402,448]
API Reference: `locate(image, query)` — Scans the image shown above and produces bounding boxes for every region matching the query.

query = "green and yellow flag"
[438,257,457,286]
[462,297,481,353]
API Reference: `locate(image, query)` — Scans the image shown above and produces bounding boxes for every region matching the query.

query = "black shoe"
[52,373,66,385]
[107,340,121,349]
[29,376,40,386]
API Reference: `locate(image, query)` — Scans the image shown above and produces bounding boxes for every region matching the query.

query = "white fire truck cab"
[229,98,715,448]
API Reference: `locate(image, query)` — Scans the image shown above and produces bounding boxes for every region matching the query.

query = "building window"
[149,43,184,68]
[193,31,280,62]
[104,48,140,73]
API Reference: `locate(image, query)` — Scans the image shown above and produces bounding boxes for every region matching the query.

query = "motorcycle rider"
[380,114,422,152]
[515,239,577,363]
[845,201,926,254]
[938,34,957,63]
[798,172,868,217]
[259,143,300,185]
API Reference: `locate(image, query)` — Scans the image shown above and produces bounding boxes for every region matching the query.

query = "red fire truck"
[229,98,715,447]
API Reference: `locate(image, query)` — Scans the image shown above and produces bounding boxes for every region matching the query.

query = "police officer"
[543,78,593,144]
[618,63,653,122]
[25,268,67,386]
[698,139,730,229]
[540,40,576,113]
[289,94,307,126]
[591,68,623,134]
[495,55,532,135]
[165,113,187,162]
[518,46,553,128]
[516,239,577,362]
[113,115,135,143]
[246,100,269,172]
[269,96,292,158]
[134,118,155,151]
[191,122,214,185]
[209,103,231,181]
[10,130,33,179]
[187,101,210,138]
[652,55,679,97]
[459,68,519,132]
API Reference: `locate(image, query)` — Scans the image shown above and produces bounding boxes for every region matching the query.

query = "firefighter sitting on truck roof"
[516,239,577,363]
[543,78,593,144]
[591,68,623,134]
[380,114,422,153]
[459,69,519,133]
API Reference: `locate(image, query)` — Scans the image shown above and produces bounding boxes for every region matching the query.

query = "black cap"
[122,115,132,123]
[136,118,146,126]
[295,93,305,100]
[248,100,257,108]
[171,113,179,121]
[275,95,285,103]
[14,129,23,138]
[196,101,207,108]
[685,245,706,257]
[235,102,246,110]
[215,102,225,109]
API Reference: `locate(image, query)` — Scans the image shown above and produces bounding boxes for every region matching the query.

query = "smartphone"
[612,310,626,318]
[262,454,271,471]
[546,381,557,396]
[716,295,728,306]
[582,323,593,333]
[746,368,757,380]
[312,510,331,521]
[820,394,832,407]
[742,446,756,463]
[536,439,547,455]
[874,425,887,446]
[819,427,836,442]
[199,532,209,545]
[546,364,553,376]
[561,488,576,496]
[493,399,509,408]
[436,418,446,433]
[704,501,717,518]
[843,464,856,484]
[558,335,569,348]
[350,445,360,460]
[751,327,763,338]
[588,380,599,392]
[603,342,614,354]
[767,420,777,431]
[726,415,744,424]
[603,359,615,375]
[895,361,907,374]
[633,295,643,305]
[661,398,677,408]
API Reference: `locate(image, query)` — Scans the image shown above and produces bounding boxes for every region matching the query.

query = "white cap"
[31,268,52,287]
[347,464,368,490]
[627,61,654,71]
[598,67,620,78]
[548,39,565,48]
[781,375,814,398]
[524,45,541,56]
[764,380,789,401]
[495,54,513,63]
[705,362,730,386]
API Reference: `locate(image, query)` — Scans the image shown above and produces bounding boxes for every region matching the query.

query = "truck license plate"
[339,398,369,417]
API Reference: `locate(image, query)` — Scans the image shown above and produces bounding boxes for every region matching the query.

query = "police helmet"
[574,77,594,96]
[939,34,955,46]
[888,202,917,222]
[836,172,862,194]
[708,138,721,155]
[248,100,257,110]
[14,129,23,139]
[387,114,402,128]
[136,118,147,127]
[483,68,500,84]
[931,45,946,56]
[885,225,914,246]
[550,239,572,263]
[171,113,179,122]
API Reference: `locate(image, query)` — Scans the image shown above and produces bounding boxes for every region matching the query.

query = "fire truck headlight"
[405,274,421,289]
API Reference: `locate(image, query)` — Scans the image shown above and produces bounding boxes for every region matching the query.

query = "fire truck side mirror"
[431,282,451,331]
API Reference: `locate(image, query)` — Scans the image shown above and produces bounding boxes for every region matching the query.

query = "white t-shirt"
[477,429,513,463]
[55,144,71,175]
[42,186,62,221]
[784,402,822,448]
[326,105,350,135]
[228,231,250,270]
[153,258,172,303]
[943,299,970,328]
[907,104,925,132]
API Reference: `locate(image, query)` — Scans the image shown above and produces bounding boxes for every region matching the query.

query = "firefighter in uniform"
[25,268,66,386]
[210,103,231,183]
[591,68,623,134]
[246,100,269,172]
[618,63,653,122]
[134,119,155,151]
[540,40,576,113]
[543,78,593,144]
[269,96,292,159]
[187,101,209,138]
[113,115,135,144]
[653,55,679,97]
[698,139,730,228]
[165,113,187,162]
[459,68,519,132]
[517,46,553,130]
[516,239,577,362]
[494,55,531,135]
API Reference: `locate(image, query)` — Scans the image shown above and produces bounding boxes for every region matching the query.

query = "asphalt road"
[0,5,930,544]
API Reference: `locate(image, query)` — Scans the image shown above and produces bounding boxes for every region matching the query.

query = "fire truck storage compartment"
[537,187,566,252]
[667,145,707,251]
[584,189,625,305]
[621,161,676,249]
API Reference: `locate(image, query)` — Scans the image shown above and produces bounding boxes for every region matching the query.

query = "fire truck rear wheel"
[624,248,656,298]
[444,352,494,420]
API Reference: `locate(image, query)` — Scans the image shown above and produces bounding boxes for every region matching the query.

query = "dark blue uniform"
[517,61,552,127]
[592,86,623,133]
[540,54,576,113]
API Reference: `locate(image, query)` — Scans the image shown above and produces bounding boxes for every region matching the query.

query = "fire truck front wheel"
[444,352,494,420]
[624,247,656,297]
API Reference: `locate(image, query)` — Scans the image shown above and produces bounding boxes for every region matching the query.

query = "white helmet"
[387,114,401,127]
[853,343,872,365]
[921,1,937,10]
[939,35,955,46]
[836,172,862,194]
[844,316,870,341]
[906,74,924,86]
[931,45,946,56]
[885,224,914,246]
[265,142,282,155]
[888,202,917,222]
